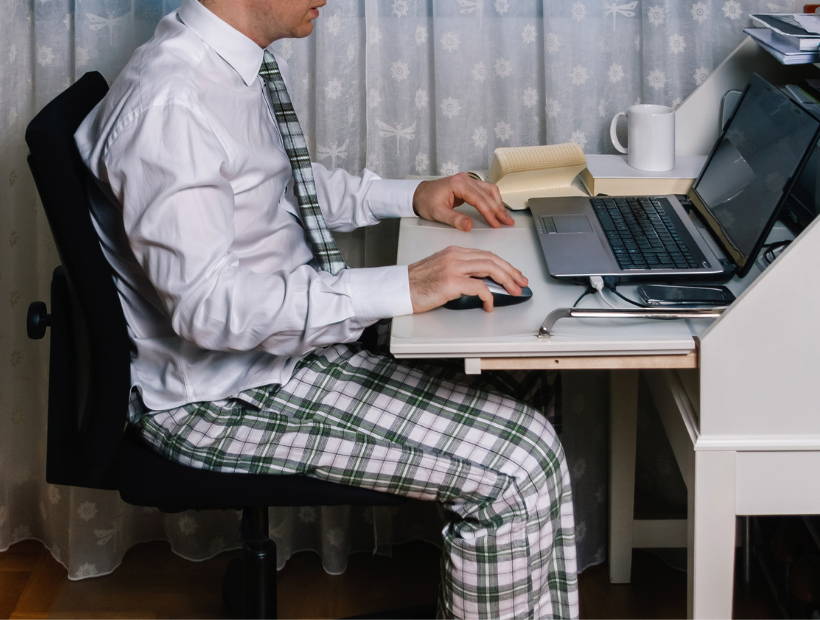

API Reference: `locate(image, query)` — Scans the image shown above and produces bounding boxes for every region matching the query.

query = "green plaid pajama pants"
[136,343,578,618]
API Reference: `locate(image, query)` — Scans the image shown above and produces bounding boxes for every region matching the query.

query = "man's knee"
[499,401,567,492]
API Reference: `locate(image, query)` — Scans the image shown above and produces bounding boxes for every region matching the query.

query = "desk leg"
[690,449,736,619]
[608,370,638,584]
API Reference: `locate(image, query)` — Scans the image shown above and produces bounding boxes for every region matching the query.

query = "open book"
[471,143,703,209]
[480,143,588,210]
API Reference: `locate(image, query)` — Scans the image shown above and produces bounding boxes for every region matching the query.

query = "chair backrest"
[26,72,131,489]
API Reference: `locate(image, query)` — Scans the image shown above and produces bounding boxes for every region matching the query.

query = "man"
[75,1,578,617]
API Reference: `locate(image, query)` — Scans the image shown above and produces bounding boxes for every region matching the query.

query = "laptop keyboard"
[591,196,706,270]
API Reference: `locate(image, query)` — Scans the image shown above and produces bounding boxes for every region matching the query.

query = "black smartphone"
[636,284,735,307]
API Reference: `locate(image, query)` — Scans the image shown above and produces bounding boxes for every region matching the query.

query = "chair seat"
[117,431,406,512]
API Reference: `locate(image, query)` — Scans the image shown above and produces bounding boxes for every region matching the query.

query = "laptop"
[781,93,820,236]
[529,74,820,281]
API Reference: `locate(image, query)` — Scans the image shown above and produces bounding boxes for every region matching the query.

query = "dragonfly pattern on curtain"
[0,0,803,579]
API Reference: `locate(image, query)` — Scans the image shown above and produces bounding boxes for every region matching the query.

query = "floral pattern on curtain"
[0,0,802,579]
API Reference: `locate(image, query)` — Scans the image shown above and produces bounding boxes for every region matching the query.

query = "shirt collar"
[178,0,269,87]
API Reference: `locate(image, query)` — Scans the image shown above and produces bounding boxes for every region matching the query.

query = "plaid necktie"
[259,50,346,274]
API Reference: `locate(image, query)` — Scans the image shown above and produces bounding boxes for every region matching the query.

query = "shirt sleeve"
[309,162,419,231]
[102,103,412,357]
[275,54,419,231]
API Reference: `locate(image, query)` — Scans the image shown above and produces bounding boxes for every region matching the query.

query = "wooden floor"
[1,539,776,619]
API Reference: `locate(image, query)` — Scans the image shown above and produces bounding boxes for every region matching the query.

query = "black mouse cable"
[572,285,594,308]
[604,282,649,308]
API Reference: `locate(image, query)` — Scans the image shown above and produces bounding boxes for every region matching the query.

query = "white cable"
[589,276,618,309]
[588,275,604,294]
[598,289,619,309]
[600,288,622,309]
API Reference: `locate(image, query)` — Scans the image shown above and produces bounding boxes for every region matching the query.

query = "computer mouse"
[444,278,533,310]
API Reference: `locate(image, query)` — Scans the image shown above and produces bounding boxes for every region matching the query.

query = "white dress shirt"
[75,0,419,414]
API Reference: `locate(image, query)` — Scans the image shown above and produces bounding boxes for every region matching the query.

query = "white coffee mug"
[609,104,675,172]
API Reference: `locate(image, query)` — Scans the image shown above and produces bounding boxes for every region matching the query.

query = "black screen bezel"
[781,131,820,236]
[687,74,820,277]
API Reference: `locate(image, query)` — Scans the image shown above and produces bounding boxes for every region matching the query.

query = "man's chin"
[295,22,315,38]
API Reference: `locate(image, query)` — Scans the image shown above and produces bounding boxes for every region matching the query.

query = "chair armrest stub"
[27,301,51,339]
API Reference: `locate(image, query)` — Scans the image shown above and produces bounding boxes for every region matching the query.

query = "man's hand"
[412,173,513,231]
[408,246,528,313]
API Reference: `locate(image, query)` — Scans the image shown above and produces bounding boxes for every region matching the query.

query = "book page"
[795,14,820,34]
[489,143,586,182]
[488,143,587,209]
[504,178,588,210]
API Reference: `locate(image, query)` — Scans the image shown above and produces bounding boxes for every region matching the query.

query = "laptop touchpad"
[552,215,593,234]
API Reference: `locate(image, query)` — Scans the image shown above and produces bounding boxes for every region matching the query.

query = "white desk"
[390,38,820,617]
[392,211,707,369]
[389,201,820,618]
[390,209,720,612]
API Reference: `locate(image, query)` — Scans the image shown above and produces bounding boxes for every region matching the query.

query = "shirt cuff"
[365,179,420,220]
[344,265,413,320]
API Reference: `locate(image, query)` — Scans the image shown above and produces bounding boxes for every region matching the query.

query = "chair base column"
[224,506,277,619]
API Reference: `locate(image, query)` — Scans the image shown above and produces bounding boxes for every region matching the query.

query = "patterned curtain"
[0,0,802,580]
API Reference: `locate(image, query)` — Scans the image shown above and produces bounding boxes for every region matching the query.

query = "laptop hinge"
[686,190,744,269]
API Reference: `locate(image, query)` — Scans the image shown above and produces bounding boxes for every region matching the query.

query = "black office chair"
[24,72,416,619]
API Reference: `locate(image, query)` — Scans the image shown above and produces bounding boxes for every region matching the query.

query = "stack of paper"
[744,28,820,65]
[752,13,820,49]
[746,13,820,64]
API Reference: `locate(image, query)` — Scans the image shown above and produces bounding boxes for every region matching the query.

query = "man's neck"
[198,0,274,48]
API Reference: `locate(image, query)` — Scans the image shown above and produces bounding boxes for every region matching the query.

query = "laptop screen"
[691,74,820,275]
[781,134,820,236]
